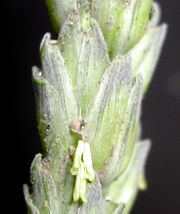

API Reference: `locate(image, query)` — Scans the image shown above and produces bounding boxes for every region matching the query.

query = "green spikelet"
[24,0,167,213]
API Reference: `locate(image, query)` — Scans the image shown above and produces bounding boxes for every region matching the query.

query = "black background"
[5,0,180,213]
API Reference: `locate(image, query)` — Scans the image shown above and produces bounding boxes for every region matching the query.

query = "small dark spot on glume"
[46,123,51,135]
[107,16,114,29]
[149,7,155,21]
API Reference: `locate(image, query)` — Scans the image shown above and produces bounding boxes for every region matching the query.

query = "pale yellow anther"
[70,140,95,202]
[138,173,147,191]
